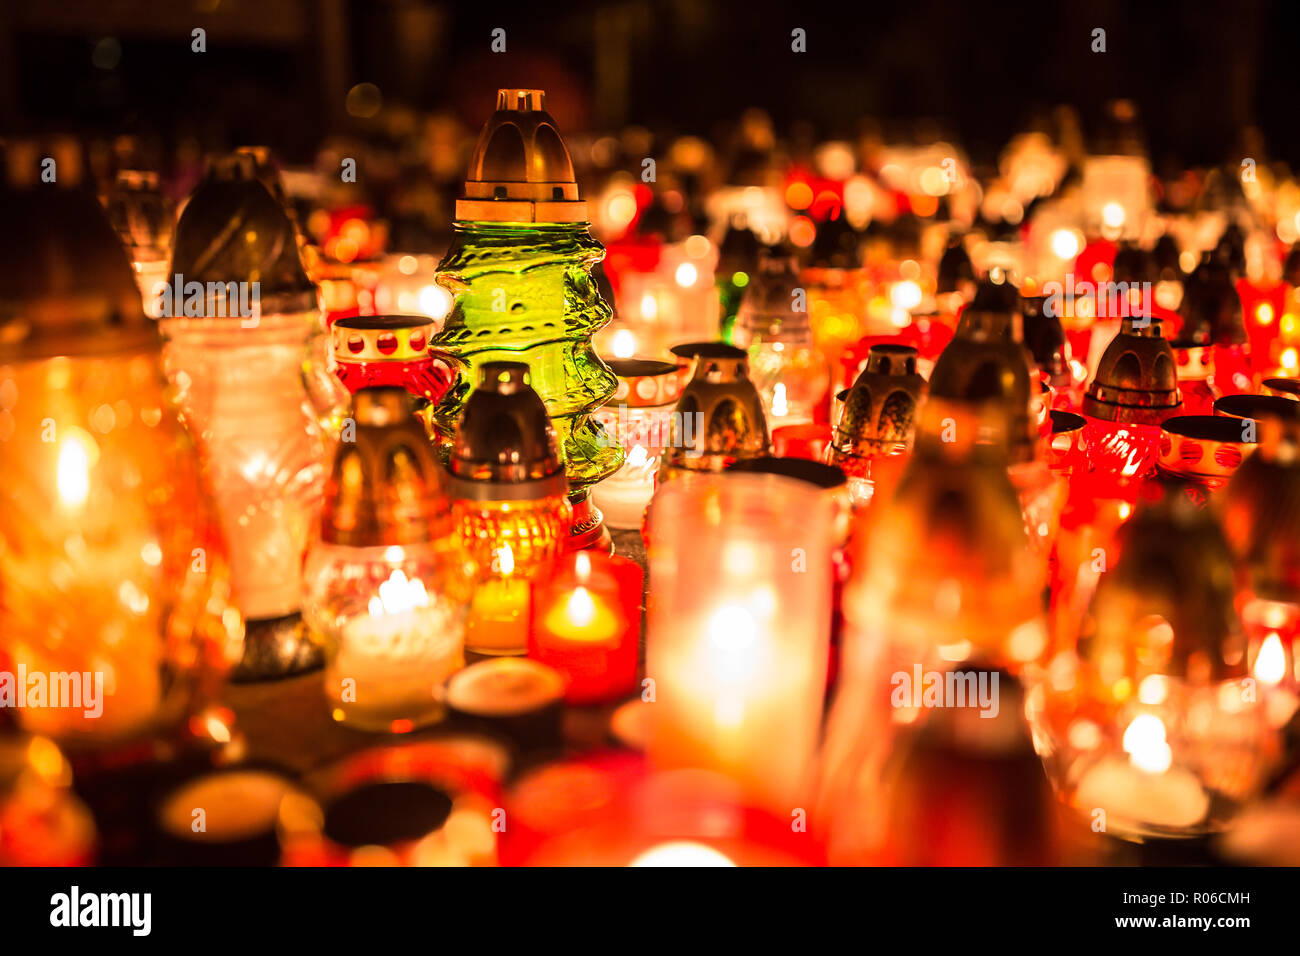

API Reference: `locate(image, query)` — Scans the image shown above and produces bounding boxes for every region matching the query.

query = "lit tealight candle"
[529,552,642,704]
[1073,714,1210,834]
[466,545,532,657]
[330,567,465,732]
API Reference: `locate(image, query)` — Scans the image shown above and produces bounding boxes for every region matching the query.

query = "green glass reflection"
[432,221,624,493]
[718,271,748,344]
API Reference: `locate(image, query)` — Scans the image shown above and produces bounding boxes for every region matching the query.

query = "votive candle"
[528,551,642,704]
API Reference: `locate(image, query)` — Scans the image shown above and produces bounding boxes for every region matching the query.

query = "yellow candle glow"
[541,586,621,645]
[466,546,531,655]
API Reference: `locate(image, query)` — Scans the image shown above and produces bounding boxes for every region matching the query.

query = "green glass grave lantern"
[431,89,624,550]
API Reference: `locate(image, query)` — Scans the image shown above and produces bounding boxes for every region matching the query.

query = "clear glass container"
[733,257,831,430]
[303,542,467,731]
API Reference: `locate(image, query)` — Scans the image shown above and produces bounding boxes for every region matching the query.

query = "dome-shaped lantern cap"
[457,89,588,224]
[1082,317,1183,424]
[320,387,450,547]
[937,239,975,294]
[0,187,156,361]
[168,151,317,317]
[448,361,568,499]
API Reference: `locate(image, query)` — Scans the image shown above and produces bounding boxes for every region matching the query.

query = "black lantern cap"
[448,361,567,500]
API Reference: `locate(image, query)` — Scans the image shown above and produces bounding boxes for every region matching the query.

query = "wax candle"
[446,658,566,753]
[528,551,643,704]
[156,768,299,866]
[327,568,465,731]
[465,546,532,656]
[1074,756,1209,833]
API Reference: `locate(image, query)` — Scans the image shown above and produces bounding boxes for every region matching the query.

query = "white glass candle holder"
[645,472,833,813]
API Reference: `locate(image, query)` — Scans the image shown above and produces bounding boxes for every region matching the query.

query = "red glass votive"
[1082,416,1163,483]
[1172,341,1220,416]
[772,422,833,461]
[528,551,643,705]
[1156,414,1256,495]
[1212,342,1255,396]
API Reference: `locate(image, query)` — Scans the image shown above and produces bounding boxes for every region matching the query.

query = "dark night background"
[0,0,1292,170]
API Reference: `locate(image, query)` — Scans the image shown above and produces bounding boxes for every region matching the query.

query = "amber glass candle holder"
[0,188,243,747]
[1222,408,1300,729]
[1028,488,1277,840]
[303,388,469,732]
[527,551,643,705]
[449,362,572,656]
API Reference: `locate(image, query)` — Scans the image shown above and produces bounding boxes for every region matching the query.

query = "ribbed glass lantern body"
[431,222,623,499]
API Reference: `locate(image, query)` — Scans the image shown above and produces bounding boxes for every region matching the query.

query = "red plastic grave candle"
[528,551,642,705]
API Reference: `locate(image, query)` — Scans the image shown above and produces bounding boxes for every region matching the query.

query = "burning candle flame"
[369,568,429,616]
[1122,713,1172,774]
[620,443,658,482]
[629,842,735,867]
[495,544,515,577]
[1255,633,1288,686]
[566,586,597,628]
[771,383,789,418]
[56,432,93,508]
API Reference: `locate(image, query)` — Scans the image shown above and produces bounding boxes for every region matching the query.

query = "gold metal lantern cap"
[0,188,157,361]
[456,89,588,223]
[661,343,770,473]
[1083,316,1183,424]
[320,387,451,548]
[928,279,1036,462]
[169,151,317,315]
[832,343,927,461]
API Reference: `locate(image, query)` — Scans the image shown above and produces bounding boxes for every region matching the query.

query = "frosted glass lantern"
[161,152,348,679]
[645,472,833,814]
